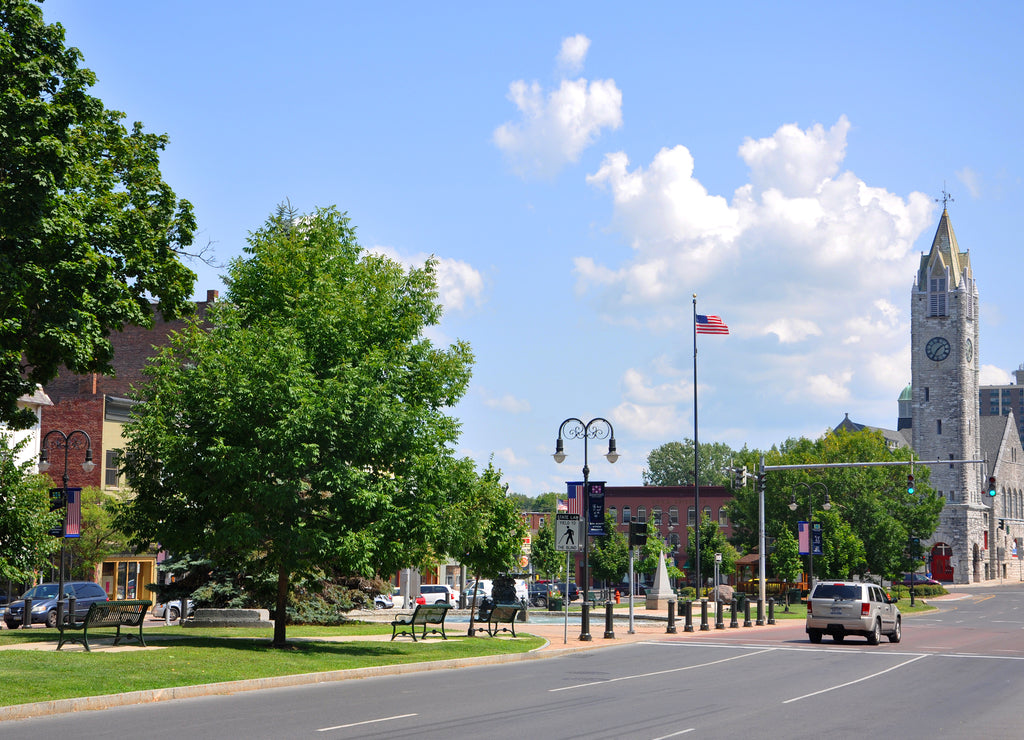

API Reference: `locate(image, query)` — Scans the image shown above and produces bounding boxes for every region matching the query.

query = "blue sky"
[42,1,1024,496]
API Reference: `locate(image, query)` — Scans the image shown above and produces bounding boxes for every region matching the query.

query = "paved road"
[6,585,1022,739]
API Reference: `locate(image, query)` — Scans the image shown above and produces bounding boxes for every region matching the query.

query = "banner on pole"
[587,481,605,535]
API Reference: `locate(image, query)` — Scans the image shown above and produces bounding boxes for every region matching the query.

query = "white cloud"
[483,392,531,414]
[493,37,622,179]
[802,370,854,404]
[739,117,850,197]
[557,34,590,74]
[957,166,981,198]
[367,246,485,312]
[980,364,1013,385]
[764,318,822,343]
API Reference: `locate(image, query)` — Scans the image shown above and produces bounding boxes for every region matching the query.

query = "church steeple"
[917,208,971,292]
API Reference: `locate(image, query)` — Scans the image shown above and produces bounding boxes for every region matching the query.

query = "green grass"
[0,623,543,708]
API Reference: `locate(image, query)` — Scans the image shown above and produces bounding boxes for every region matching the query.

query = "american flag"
[566,482,584,515]
[695,314,729,335]
[64,488,81,538]
[797,521,809,555]
[556,499,568,512]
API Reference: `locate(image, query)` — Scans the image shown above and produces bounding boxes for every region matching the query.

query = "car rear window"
[812,584,862,600]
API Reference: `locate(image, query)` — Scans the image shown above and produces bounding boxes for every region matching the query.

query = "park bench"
[390,603,451,642]
[485,603,522,637]
[56,599,152,652]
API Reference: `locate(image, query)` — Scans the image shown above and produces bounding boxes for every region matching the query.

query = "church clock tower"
[910,205,983,584]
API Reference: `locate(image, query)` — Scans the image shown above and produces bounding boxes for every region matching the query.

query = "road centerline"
[782,655,929,703]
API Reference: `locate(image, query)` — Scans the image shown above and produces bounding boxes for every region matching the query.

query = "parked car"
[806,580,901,645]
[463,578,528,607]
[529,582,558,607]
[415,584,457,608]
[152,599,195,621]
[555,582,580,601]
[374,592,394,609]
[3,581,108,629]
[899,573,940,587]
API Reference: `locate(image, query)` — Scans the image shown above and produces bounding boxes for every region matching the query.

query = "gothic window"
[929,277,947,317]
[622,506,631,524]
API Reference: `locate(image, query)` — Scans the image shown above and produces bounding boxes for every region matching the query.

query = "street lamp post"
[553,417,619,641]
[790,481,830,591]
[39,429,95,626]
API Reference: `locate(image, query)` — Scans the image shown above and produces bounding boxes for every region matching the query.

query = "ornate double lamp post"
[790,481,830,591]
[553,417,619,641]
[39,429,95,626]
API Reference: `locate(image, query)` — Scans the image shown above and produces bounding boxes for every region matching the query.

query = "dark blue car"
[3,581,108,629]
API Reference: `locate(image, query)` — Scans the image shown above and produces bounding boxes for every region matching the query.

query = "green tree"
[0,433,60,581]
[686,513,740,588]
[643,440,735,486]
[116,206,475,647]
[589,512,628,587]
[769,525,803,585]
[65,487,130,581]
[531,519,563,581]
[0,1,198,429]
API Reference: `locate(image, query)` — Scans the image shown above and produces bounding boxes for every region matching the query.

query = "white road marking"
[651,729,695,739]
[783,655,929,703]
[317,713,417,732]
[550,649,773,692]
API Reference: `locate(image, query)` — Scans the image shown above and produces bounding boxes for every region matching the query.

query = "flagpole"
[692,294,701,596]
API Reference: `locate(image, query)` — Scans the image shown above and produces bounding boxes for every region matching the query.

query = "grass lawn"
[0,623,543,708]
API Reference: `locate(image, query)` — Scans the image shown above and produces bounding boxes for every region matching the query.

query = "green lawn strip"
[0,628,543,708]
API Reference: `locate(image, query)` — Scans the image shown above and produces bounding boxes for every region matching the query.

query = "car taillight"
[861,602,870,615]
[807,602,812,615]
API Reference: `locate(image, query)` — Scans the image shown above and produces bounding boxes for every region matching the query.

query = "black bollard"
[768,597,776,625]
[580,602,592,641]
[667,600,677,634]
[67,596,77,625]
[729,598,739,628]
[715,599,725,629]
[684,600,694,632]
[756,598,765,626]
[603,600,615,639]
[700,599,710,631]
[22,598,32,628]
[743,598,752,627]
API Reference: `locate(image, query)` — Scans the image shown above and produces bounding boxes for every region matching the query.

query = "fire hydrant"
[615,590,621,604]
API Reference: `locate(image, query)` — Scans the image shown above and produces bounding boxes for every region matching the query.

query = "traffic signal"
[907,474,914,495]
[988,476,997,497]
[629,520,647,547]
[757,472,767,493]
[733,466,747,488]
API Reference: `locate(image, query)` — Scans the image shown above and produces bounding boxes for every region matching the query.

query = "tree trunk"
[272,562,289,648]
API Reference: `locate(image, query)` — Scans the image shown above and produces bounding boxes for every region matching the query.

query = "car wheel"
[45,610,58,629]
[888,616,902,643]
[435,599,447,605]
[832,633,845,643]
[808,630,823,644]
[538,597,547,609]
[867,619,881,645]
[169,606,181,621]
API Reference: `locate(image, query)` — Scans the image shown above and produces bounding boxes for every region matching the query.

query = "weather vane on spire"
[936,183,954,210]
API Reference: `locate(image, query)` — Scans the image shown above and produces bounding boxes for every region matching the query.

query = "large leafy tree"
[589,512,629,586]
[729,429,943,581]
[65,486,130,581]
[116,206,474,647]
[530,519,563,581]
[0,0,197,429]
[686,513,740,588]
[0,433,60,581]
[643,440,736,486]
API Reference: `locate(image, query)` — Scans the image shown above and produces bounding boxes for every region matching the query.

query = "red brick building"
[38,291,218,599]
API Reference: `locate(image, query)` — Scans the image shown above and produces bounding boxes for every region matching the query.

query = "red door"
[931,543,954,582]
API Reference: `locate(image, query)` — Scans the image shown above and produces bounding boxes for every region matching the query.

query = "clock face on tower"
[926,336,951,362]
[966,338,973,362]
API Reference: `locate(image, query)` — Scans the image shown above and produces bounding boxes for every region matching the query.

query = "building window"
[669,506,679,526]
[104,449,121,488]
[949,453,954,469]
[937,419,942,435]
[928,277,947,317]
[637,506,647,524]
[718,507,729,526]
[703,505,712,522]
[652,506,662,526]
[924,387,930,402]
[687,506,696,526]
[622,506,631,524]
[608,507,616,524]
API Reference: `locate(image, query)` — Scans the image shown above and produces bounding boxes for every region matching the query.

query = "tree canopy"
[0,433,59,581]
[728,429,943,581]
[116,205,476,646]
[0,0,197,429]
[643,440,736,487]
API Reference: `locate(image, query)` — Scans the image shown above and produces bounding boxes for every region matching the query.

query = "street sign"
[555,513,583,552]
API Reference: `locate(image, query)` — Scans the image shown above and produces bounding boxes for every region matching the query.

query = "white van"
[464,578,527,606]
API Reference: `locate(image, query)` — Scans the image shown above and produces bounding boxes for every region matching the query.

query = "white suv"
[417,584,457,608]
[806,580,901,645]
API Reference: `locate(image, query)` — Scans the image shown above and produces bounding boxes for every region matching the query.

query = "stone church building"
[839,207,1024,584]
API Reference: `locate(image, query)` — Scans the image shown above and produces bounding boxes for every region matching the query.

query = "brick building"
[37,291,219,600]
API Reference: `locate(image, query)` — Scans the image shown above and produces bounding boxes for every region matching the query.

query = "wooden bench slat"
[485,603,521,638]
[390,603,450,642]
